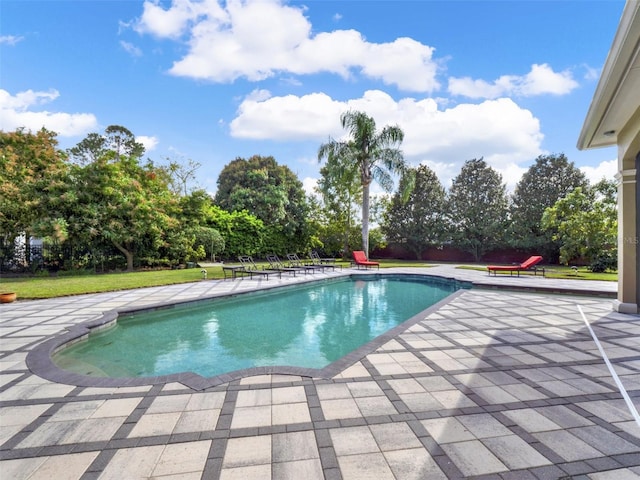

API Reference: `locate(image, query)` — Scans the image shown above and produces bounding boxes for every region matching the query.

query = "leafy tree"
[179,189,215,226]
[193,226,225,262]
[307,195,361,257]
[447,158,509,261]
[368,227,386,255]
[64,127,184,271]
[66,132,107,165]
[162,157,201,196]
[315,149,361,256]
[102,125,145,160]
[206,205,264,258]
[75,158,182,271]
[0,128,69,244]
[175,190,224,262]
[318,110,407,258]
[67,125,145,164]
[541,180,617,270]
[214,155,309,254]
[215,155,289,224]
[510,153,588,261]
[382,165,447,259]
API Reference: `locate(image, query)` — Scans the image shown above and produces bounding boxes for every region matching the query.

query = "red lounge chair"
[487,255,544,277]
[352,250,380,269]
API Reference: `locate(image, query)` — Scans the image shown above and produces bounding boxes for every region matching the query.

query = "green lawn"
[0,267,222,299]
[0,261,352,299]
[0,260,616,300]
[456,264,618,281]
[376,259,435,268]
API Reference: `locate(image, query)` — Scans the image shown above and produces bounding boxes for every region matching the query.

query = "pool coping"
[26,273,471,391]
[3,265,638,480]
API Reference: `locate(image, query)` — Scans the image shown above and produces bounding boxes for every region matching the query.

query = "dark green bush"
[589,252,617,273]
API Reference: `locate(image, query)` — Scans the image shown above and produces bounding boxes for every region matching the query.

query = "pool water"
[53,276,462,378]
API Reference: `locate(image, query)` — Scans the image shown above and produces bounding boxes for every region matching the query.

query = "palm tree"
[318,110,407,258]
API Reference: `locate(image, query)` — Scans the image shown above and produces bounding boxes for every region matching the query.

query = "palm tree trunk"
[362,184,370,258]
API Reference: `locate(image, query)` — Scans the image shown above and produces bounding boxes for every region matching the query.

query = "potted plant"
[0,292,17,303]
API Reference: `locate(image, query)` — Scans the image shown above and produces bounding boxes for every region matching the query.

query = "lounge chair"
[222,262,252,280]
[311,250,337,264]
[266,254,302,276]
[352,250,380,269]
[487,255,544,277]
[238,255,282,279]
[304,251,336,271]
[286,253,321,273]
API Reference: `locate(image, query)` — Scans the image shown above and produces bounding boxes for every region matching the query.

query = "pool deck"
[0,265,638,479]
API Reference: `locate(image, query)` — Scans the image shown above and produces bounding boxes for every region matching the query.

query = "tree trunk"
[409,244,422,260]
[112,241,134,272]
[362,183,370,258]
[473,242,481,262]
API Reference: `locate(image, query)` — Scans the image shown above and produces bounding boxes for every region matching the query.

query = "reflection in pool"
[53,275,465,378]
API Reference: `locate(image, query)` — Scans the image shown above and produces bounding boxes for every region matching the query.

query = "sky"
[1,0,625,197]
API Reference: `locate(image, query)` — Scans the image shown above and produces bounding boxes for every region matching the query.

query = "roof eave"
[578,1,640,151]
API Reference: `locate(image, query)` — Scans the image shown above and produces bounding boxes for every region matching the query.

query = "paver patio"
[0,265,638,479]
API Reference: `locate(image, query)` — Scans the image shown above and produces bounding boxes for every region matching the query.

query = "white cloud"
[135,0,440,92]
[0,35,24,46]
[0,89,97,137]
[230,91,345,140]
[1,89,59,109]
[135,0,223,39]
[448,63,578,99]
[421,160,527,192]
[580,159,618,184]
[495,163,528,192]
[230,89,544,187]
[120,40,143,57]
[521,63,578,95]
[387,95,542,187]
[280,76,303,87]
[302,176,318,196]
[360,37,438,92]
[420,160,459,189]
[136,135,159,151]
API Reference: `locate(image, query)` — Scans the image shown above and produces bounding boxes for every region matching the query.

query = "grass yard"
[0,260,615,300]
[0,267,227,299]
[0,260,350,299]
[456,264,618,282]
[376,259,435,268]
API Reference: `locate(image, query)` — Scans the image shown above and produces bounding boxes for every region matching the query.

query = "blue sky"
[1,0,624,195]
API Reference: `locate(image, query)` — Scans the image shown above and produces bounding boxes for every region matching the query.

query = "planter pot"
[0,292,17,303]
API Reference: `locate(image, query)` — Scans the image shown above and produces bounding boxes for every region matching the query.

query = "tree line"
[0,113,617,274]
[315,110,616,271]
[381,159,617,271]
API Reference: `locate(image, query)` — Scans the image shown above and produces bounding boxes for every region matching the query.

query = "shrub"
[589,252,617,273]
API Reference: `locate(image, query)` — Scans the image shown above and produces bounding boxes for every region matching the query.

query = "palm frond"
[372,167,394,192]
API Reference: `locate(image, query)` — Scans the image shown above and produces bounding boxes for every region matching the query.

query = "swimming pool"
[48,275,467,384]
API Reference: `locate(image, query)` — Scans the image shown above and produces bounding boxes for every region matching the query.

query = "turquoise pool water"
[53,276,462,378]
